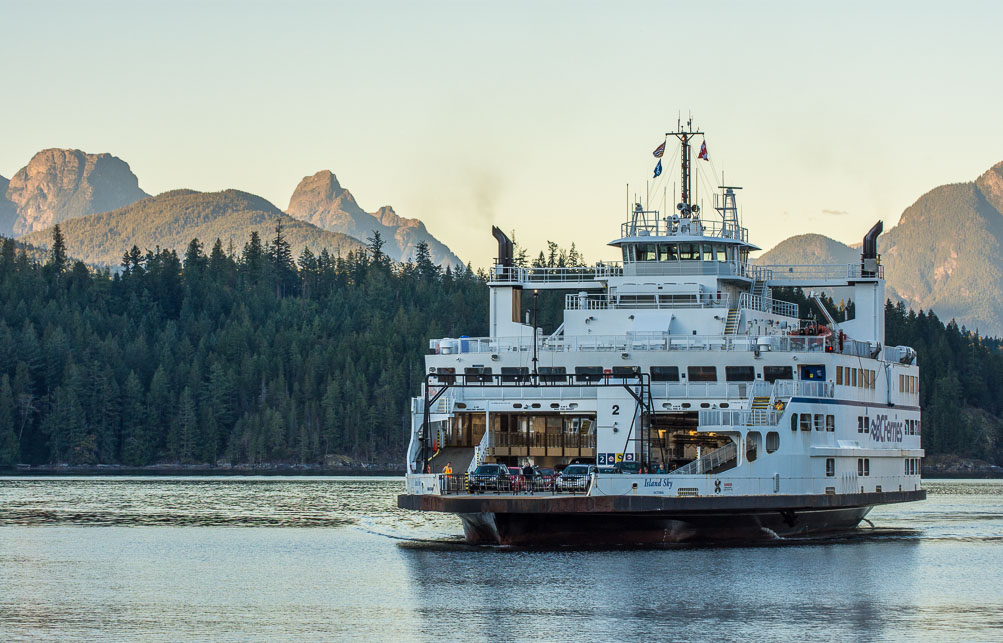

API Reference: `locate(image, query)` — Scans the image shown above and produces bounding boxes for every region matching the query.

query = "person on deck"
[442,462,453,475]
[522,463,535,494]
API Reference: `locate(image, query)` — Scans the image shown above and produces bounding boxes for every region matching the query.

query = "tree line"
[0,224,486,466]
[1,228,1001,467]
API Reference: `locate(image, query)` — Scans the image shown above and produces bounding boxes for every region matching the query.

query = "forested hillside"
[0,226,485,466]
[1,228,1002,468]
[20,189,365,269]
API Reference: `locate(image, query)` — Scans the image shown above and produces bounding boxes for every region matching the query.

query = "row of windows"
[650,365,794,383]
[906,419,921,435]
[836,366,876,389]
[622,243,750,264]
[900,374,919,394]
[791,413,836,432]
[828,457,921,477]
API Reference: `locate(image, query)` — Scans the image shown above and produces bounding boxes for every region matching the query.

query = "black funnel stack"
[492,226,514,268]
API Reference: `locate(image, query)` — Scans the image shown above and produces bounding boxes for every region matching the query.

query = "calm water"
[0,477,1001,641]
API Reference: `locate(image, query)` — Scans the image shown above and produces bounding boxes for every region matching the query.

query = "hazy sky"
[2,1,1000,266]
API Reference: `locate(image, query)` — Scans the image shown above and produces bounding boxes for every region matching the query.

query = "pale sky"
[2,1,1000,266]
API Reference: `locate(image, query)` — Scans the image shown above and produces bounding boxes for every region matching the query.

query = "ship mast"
[666,117,703,216]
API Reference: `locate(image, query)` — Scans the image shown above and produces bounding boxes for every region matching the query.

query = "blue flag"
[653,159,662,178]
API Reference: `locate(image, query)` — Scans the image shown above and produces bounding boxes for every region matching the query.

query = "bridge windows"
[764,366,793,383]
[650,366,680,382]
[687,366,717,382]
[725,366,755,382]
[826,458,835,476]
[900,374,918,395]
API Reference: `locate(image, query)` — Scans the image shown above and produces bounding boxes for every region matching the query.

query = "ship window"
[665,244,678,261]
[679,243,699,260]
[864,458,870,476]
[702,245,714,261]
[836,366,843,385]
[434,367,456,385]
[764,366,793,383]
[791,413,798,431]
[636,244,656,261]
[650,366,680,382]
[716,245,728,262]
[574,366,603,383]
[905,459,910,475]
[826,414,835,432]
[464,367,493,383]
[800,414,811,431]
[814,414,824,431]
[851,369,858,387]
[687,366,717,382]
[858,458,863,476]
[725,366,755,382]
[657,244,669,261]
[766,431,780,453]
[826,458,835,477]
[539,366,566,383]
[799,364,825,380]
[622,246,630,263]
[501,367,529,383]
[611,366,639,380]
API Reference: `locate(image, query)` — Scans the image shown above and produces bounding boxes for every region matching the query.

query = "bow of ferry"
[398,122,925,545]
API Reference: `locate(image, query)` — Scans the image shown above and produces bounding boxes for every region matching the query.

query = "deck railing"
[669,442,738,475]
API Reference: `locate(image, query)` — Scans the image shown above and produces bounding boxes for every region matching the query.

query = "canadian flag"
[698,141,709,161]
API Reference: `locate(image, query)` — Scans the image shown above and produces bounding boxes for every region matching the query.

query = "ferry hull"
[398,490,925,546]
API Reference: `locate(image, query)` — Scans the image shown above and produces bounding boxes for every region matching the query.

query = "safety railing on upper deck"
[773,379,835,398]
[490,263,623,284]
[565,291,730,311]
[430,333,836,355]
[752,263,885,282]
[699,409,782,427]
[738,292,799,318]
[620,218,749,242]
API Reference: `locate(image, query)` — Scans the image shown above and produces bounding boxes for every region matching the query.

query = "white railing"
[431,333,833,355]
[620,218,749,241]
[490,263,622,284]
[773,380,835,399]
[669,442,738,475]
[754,263,885,282]
[624,260,751,278]
[565,291,730,311]
[699,409,782,427]
[738,292,799,319]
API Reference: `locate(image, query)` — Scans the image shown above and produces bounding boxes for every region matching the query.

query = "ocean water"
[0,477,1000,641]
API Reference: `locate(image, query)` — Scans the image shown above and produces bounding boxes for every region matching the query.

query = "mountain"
[0,176,17,236]
[286,171,462,266]
[757,161,1003,337]
[20,189,364,268]
[755,233,858,266]
[6,148,149,235]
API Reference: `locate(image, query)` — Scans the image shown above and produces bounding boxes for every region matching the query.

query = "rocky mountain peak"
[6,148,149,235]
[285,171,461,266]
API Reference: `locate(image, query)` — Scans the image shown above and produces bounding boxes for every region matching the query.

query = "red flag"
[698,141,709,161]
[653,141,666,158]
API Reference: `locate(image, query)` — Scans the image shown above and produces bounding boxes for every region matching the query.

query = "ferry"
[398,122,925,545]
